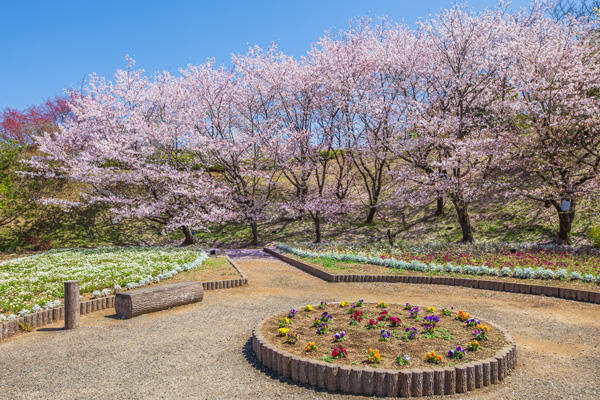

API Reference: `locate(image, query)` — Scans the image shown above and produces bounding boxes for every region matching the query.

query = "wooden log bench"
[115,281,204,319]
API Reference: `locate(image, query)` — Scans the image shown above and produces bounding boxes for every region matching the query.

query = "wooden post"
[64,280,80,329]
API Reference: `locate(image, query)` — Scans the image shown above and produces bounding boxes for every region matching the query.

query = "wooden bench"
[115,281,204,319]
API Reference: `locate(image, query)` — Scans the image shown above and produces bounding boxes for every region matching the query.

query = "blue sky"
[1,0,532,110]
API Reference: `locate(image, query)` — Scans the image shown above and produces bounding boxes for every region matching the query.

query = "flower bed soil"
[261,302,507,370]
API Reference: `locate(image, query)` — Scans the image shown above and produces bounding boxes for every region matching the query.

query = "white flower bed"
[0,247,207,319]
[276,243,599,284]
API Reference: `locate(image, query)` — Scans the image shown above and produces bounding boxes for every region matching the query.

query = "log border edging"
[0,296,116,342]
[264,247,600,305]
[1,254,249,342]
[252,304,516,397]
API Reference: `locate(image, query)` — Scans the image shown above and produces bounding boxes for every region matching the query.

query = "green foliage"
[100,158,128,169]
[421,327,453,340]
[0,142,33,229]
[18,322,32,332]
[0,141,22,203]
[588,226,600,248]
[319,148,344,160]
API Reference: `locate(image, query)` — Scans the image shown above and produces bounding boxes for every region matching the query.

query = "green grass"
[189,195,600,247]
[198,255,230,270]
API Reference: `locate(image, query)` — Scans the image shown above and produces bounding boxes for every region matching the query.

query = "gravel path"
[1,257,599,399]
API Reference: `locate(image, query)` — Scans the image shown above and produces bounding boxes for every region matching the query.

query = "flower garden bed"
[278,249,600,290]
[265,247,600,304]
[1,253,248,342]
[281,243,600,281]
[253,302,516,396]
[0,247,208,317]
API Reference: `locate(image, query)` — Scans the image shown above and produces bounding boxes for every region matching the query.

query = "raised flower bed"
[265,246,600,304]
[252,302,516,397]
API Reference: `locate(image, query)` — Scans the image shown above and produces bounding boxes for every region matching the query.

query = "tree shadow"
[104,313,126,320]
[36,327,65,332]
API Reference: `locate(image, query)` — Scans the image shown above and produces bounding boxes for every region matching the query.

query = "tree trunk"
[555,200,575,245]
[180,225,196,245]
[434,197,445,216]
[386,229,395,247]
[451,197,474,243]
[366,205,377,224]
[250,221,259,246]
[313,213,322,243]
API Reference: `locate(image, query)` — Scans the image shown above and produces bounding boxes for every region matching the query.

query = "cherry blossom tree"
[178,50,281,245]
[249,44,357,243]
[30,60,227,245]
[0,97,73,238]
[504,10,600,244]
[268,57,341,243]
[25,2,600,247]
[391,5,514,243]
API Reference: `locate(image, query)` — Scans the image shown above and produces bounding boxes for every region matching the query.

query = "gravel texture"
[0,253,599,399]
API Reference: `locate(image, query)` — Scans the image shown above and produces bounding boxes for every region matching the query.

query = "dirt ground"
[0,255,598,399]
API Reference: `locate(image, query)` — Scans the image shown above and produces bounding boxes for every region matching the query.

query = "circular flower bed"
[253,301,516,397]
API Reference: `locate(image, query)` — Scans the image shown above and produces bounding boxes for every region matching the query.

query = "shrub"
[588,226,600,248]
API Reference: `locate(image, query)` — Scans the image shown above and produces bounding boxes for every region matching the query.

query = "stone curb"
[265,247,600,305]
[1,255,249,343]
[252,303,516,397]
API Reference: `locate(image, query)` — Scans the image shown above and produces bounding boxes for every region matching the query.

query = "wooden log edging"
[251,308,516,397]
[264,247,600,305]
[264,248,335,282]
[1,255,249,342]
[0,296,116,342]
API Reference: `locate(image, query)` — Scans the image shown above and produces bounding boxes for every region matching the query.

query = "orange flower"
[455,310,470,322]
[304,342,318,352]
[425,351,442,364]
[367,348,381,364]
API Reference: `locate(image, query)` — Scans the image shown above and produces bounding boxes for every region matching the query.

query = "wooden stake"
[64,281,80,329]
